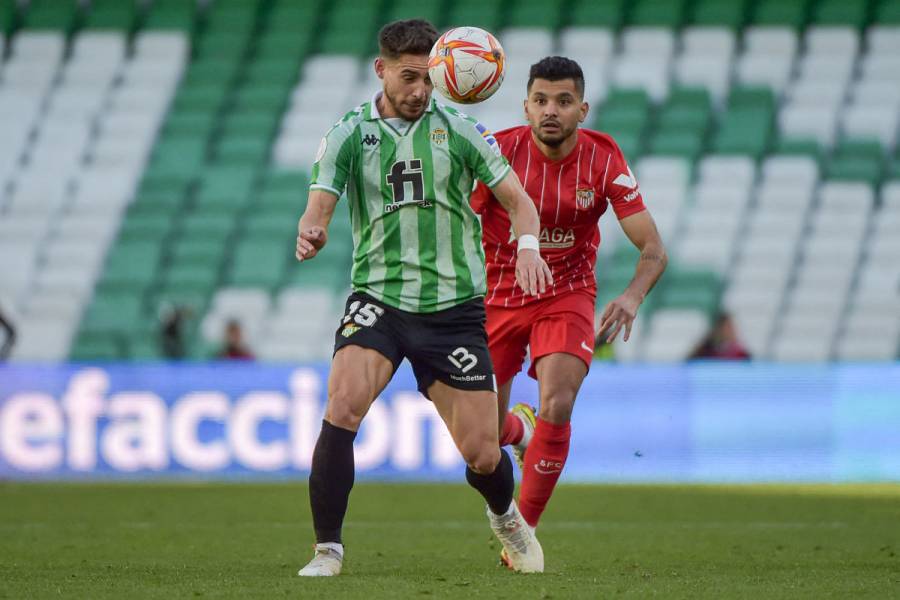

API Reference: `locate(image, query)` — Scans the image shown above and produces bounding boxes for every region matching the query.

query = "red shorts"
[485,289,596,386]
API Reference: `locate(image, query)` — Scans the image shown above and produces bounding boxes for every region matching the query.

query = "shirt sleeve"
[603,140,647,220]
[308,123,354,198]
[451,113,511,188]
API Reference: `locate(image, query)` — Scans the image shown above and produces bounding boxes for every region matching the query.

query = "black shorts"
[333,292,496,398]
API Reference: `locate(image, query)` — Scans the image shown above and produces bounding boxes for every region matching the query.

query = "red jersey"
[470,126,646,307]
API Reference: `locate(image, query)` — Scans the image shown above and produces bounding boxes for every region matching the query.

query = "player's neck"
[375,93,395,119]
[530,129,579,162]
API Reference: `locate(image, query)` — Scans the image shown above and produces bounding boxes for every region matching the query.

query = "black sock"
[465,449,514,515]
[309,420,357,544]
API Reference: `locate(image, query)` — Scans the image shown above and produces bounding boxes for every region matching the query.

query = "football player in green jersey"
[295,19,552,576]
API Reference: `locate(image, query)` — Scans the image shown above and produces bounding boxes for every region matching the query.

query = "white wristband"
[517,234,539,252]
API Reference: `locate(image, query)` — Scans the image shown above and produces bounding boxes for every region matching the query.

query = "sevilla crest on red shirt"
[575,188,595,210]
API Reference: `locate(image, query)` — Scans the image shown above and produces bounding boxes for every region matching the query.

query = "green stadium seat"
[774,138,823,163]
[214,137,270,165]
[176,212,237,241]
[568,0,625,28]
[875,0,900,24]
[728,86,776,113]
[128,337,164,360]
[220,112,280,139]
[163,110,218,138]
[752,0,809,28]
[149,286,212,318]
[231,86,290,113]
[162,263,221,291]
[629,0,686,27]
[813,0,868,28]
[228,241,291,288]
[198,165,258,199]
[194,33,249,61]
[98,240,163,293]
[283,258,350,291]
[650,130,706,162]
[888,157,900,180]
[668,87,713,111]
[828,139,885,185]
[129,190,189,218]
[658,270,721,316]
[70,332,125,361]
[83,0,137,30]
[243,59,301,85]
[242,213,297,241]
[656,106,711,133]
[117,214,175,243]
[507,0,565,29]
[713,108,773,159]
[445,0,503,29]
[21,0,79,30]
[1,0,17,34]
[82,293,145,336]
[387,0,443,27]
[605,88,652,113]
[172,85,230,113]
[254,32,312,60]
[690,0,747,28]
[144,0,197,31]
[184,59,241,88]
[596,107,650,135]
[168,238,228,267]
[148,139,207,180]
[318,29,376,56]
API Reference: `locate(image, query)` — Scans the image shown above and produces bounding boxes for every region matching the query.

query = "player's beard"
[534,120,577,148]
[384,87,428,121]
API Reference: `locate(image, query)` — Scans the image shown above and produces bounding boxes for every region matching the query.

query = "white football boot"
[488,500,544,573]
[510,403,536,470]
[297,543,343,577]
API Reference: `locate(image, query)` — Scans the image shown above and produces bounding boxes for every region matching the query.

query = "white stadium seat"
[805,26,859,56]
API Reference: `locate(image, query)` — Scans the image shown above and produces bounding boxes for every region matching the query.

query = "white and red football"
[428,26,505,104]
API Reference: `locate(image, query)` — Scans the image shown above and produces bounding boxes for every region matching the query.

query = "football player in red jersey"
[470,57,668,560]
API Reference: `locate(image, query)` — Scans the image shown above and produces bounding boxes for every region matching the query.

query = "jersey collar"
[527,127,584,166]
[366,90,435,121]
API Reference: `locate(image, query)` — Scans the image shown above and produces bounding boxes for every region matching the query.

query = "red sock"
[519,418,571,528]
[499,412,524,446]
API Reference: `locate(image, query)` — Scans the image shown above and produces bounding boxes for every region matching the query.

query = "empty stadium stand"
[0,0,897,363]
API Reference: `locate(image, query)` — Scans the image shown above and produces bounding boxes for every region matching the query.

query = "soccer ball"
[428,27,505,104]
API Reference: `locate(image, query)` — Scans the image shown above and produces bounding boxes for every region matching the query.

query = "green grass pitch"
[1,483,898,598]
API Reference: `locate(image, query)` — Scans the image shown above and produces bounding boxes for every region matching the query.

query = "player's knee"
[540,391,576,424]
[325,388,369,431]
[462,441,500,475]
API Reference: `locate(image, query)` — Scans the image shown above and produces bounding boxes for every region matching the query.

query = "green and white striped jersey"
[309,92,511,313]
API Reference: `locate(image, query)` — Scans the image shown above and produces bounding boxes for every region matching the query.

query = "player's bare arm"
[599,210,668,343]
[296,189,338,261]
[491,172,554,295]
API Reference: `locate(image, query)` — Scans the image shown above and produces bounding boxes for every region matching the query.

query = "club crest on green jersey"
[431,128,447,145]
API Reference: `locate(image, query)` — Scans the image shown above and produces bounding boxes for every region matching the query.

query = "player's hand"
[599,291,642,343]
[296,225,327,261]
[515,249,553,296]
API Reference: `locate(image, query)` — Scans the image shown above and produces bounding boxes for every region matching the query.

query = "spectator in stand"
[0,304,16,360]
[218,319,254,360]
[690,312,751,360]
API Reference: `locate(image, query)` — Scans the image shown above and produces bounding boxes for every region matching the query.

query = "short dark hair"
[378,19,439,59]
[527,56,585,98]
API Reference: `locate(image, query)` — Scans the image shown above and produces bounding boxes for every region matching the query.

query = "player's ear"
[374,57,385,80]
[579,101,589,123]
